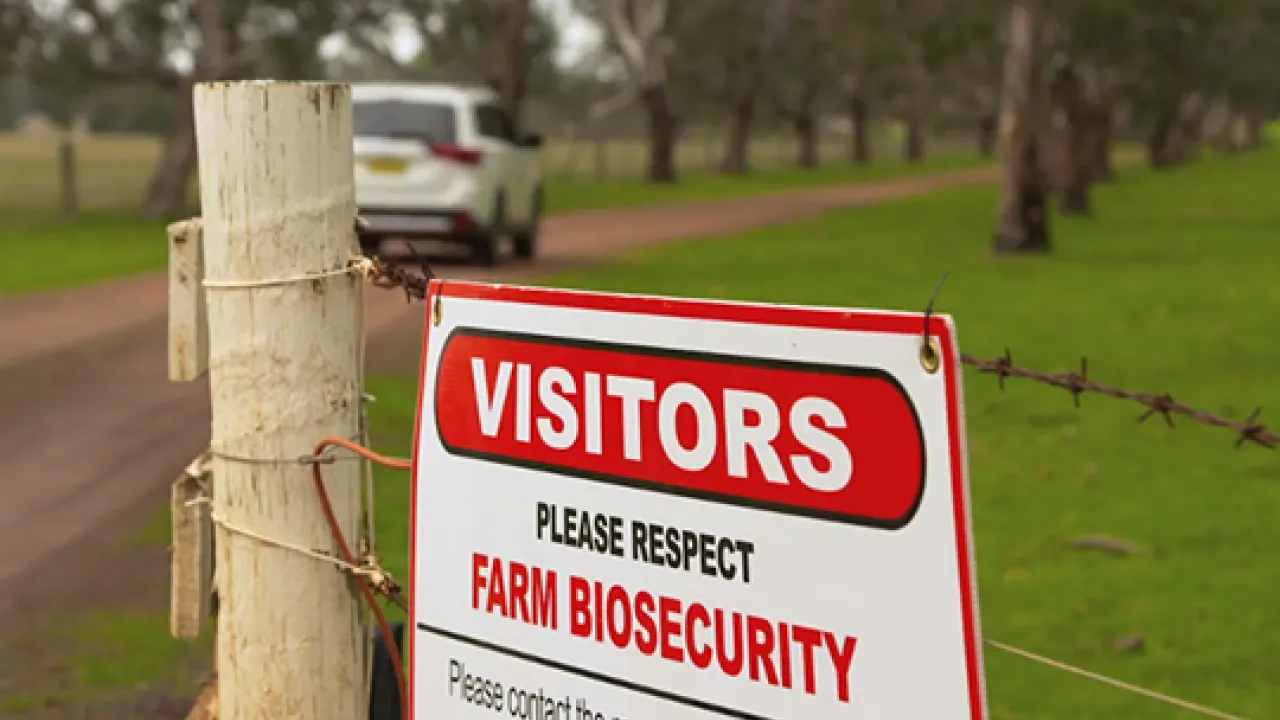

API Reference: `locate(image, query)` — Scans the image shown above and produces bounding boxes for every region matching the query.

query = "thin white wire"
[187,499,362,575]
[985,639,1248,719]
[203,256,376,290]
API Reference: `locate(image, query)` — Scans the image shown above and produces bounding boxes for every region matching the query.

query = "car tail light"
[429,143,483,166]
[453,211,473,231]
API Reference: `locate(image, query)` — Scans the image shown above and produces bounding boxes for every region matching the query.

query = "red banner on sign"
[433,329,926,528]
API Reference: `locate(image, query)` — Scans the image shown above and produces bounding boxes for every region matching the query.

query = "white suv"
[351,83,544,266]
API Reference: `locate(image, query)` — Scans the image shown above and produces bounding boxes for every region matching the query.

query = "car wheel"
[471,197,504,267]
[358,231,383,259]
[512,186,542,261]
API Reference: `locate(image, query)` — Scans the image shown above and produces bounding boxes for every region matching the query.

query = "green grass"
[0,129,990,295]
[542,153,987,213]
[0,214,171,295]
[357,148,1280,718]
[63,611,212,692]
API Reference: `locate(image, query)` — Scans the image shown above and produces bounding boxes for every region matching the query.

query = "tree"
[993,0,1050,254]
[356,0,558,132]
[582,0,679,183]
[669,0,797,174]
[1047,61,1092,214]
[764,0,829,169]
[486,0,534,130]
[26,0,389,218]
[0,0,32,77]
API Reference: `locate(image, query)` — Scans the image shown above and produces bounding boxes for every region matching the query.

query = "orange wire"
[312,436,411,720]
[321,435,413,471]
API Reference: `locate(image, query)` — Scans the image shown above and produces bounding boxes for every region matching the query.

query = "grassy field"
[7,145,1276,716]
[0,132,987,295]
[0,131,977,220]
[347,149,1278,718]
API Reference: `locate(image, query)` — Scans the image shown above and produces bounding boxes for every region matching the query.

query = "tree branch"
[598,0,649,80]
[588,85,636,120]
[65,0,182,88]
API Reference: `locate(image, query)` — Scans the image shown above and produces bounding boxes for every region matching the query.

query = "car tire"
[512,187,542,261]
[358,231,383,259]
[471,197,504,267]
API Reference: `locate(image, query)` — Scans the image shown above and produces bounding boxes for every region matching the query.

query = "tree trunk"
[1049,64,1091,215]
[849,93,871,164]
[794,84,819,169]
[1090,100,1114,182]
[1148,95,1205,167]
[1212,106,1243,153]
[641,84,678,184]
[993,0,1050,255]
[795,114,818,168]
[1147,110,1179,168]
[142,0,229,220]
[1177,97,1208,161]
[903,113,926,162]
[142,80,198,220]
[1245,114,1263,148]
[487,0,531,131]
[721,95,755,174]
[978,113,998,157]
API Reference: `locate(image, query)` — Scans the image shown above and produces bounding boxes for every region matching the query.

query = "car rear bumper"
[356,207,477,239]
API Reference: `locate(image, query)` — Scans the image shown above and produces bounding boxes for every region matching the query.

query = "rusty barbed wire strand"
[356,251,1275,451]
[960,349,1277,449]
[363,242,434,302]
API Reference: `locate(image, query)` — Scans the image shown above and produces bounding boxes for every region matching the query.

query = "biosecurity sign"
[410,281,987,720]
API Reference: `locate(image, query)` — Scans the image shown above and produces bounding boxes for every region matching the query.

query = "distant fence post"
[58,133,78,218]
[193,80,365,719]
[593,126,610,178]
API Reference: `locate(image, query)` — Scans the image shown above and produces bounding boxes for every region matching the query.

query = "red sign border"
[408,280,987,720]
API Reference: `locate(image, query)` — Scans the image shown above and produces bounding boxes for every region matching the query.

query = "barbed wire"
[356,254,1275,451]
[365,248,432,302]
[961,349,1277,449]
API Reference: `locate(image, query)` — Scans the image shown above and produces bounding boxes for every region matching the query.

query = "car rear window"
[353,100,458,144]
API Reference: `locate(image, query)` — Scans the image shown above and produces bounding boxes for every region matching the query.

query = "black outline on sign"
[418,622,782,720]
[432,326,928,530]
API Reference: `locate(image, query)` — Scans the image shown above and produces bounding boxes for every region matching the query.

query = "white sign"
[411,281,987,720]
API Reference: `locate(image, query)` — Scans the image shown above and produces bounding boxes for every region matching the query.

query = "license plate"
[366,158,407,174]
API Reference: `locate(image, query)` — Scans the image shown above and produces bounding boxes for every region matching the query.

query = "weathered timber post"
[193,80,365,719]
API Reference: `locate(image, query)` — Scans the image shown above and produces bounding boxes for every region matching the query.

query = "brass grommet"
[920,337,941,374]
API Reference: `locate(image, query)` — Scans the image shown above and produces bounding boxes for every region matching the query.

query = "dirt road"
[0,166,996,716]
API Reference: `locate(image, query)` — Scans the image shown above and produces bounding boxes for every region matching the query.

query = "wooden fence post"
[193,80,365,719]
[168,218,208,382]
[170,452,213,640]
